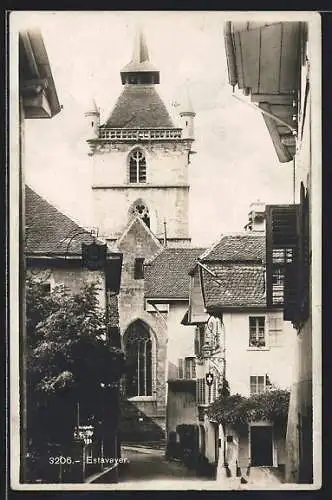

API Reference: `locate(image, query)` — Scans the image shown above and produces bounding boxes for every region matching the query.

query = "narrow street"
[119,447,201,482]
[91,446,284,489]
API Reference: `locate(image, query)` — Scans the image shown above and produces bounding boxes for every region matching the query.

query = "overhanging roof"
[19,28,61,118]
[224,21,305,162]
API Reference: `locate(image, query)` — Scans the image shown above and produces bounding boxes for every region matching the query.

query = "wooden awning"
[224,21,305,162]
[19,28,61,119]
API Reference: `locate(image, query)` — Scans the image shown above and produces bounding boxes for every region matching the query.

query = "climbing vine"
[207,389,290,426]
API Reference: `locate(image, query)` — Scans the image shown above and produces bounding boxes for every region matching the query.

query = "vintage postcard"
[9,10,321,491]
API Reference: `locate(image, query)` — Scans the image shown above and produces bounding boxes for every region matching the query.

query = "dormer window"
[129,149,146,183]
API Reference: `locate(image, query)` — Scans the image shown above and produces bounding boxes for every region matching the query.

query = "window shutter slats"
[266,204,300,313]
[266,197,309,327]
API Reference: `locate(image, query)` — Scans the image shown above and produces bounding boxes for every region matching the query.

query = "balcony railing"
[98,128,183,141]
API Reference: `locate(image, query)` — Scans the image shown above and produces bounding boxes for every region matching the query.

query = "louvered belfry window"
[129,149,146,183]
[266,191,309,326]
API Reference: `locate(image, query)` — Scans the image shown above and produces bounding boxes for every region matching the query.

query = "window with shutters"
[129,148,146,183]
[249,316,266,347]
[185,357,196,379]
[266,204,299,314]
[178,357,196,379]
[266,187,310,328]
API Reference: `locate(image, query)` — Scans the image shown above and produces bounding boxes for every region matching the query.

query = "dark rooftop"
[104,85,176,129]
[145,247,206,299]
[201,262,266,310]
[25,186,104,256]
[200,234,265,263]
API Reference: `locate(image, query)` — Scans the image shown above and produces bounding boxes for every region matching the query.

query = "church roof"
[103,84,176,129]
[25,186,106,256]
[144,247,206,299]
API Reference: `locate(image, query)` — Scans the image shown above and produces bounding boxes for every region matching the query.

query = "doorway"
[250,426,273,466]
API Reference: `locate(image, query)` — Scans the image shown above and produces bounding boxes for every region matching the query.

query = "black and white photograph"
[9,10,321,490]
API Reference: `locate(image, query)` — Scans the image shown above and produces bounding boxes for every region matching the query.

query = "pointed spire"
[120,27,160,85]
[85,97,99,117]
[180,85,195,116]
[132,27,150,64]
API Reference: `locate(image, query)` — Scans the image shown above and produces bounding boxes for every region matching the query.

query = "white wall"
[91,141,190,240]
[167,301,196,362]
[223,310,296,397]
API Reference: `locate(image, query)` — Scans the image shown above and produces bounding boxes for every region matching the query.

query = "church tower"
[86,28,196,442]
[86,28,195,247]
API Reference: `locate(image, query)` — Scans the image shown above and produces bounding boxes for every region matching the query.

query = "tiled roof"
[144,247,206,299]
[200,233,265,262]
[104,85,176,129]
[25,186,104,255]
[201,263,266,310]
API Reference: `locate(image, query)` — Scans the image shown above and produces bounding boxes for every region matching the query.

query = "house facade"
[224,18,320,484]
[85,29,198,441]
[183,210,296,479]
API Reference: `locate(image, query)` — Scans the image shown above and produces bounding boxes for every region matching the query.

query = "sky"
[14,11,295,246]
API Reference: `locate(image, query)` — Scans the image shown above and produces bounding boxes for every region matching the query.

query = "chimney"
[244,201,266,232]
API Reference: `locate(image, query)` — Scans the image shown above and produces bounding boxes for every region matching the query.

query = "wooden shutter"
[266,204,300,318]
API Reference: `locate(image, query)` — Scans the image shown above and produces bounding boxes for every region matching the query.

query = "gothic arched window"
[124,320,152,397]
[129,149,146,183]
[129,199,150,228]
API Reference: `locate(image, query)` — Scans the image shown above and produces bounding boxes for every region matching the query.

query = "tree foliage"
[207,388,290,426]
[26,277,125,446]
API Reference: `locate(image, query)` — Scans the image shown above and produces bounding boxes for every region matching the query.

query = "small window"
[184,357,196,379]
[250,375,266,396]
[227,435,233,443]
[134,258,145,279]
[249,316,265,347]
